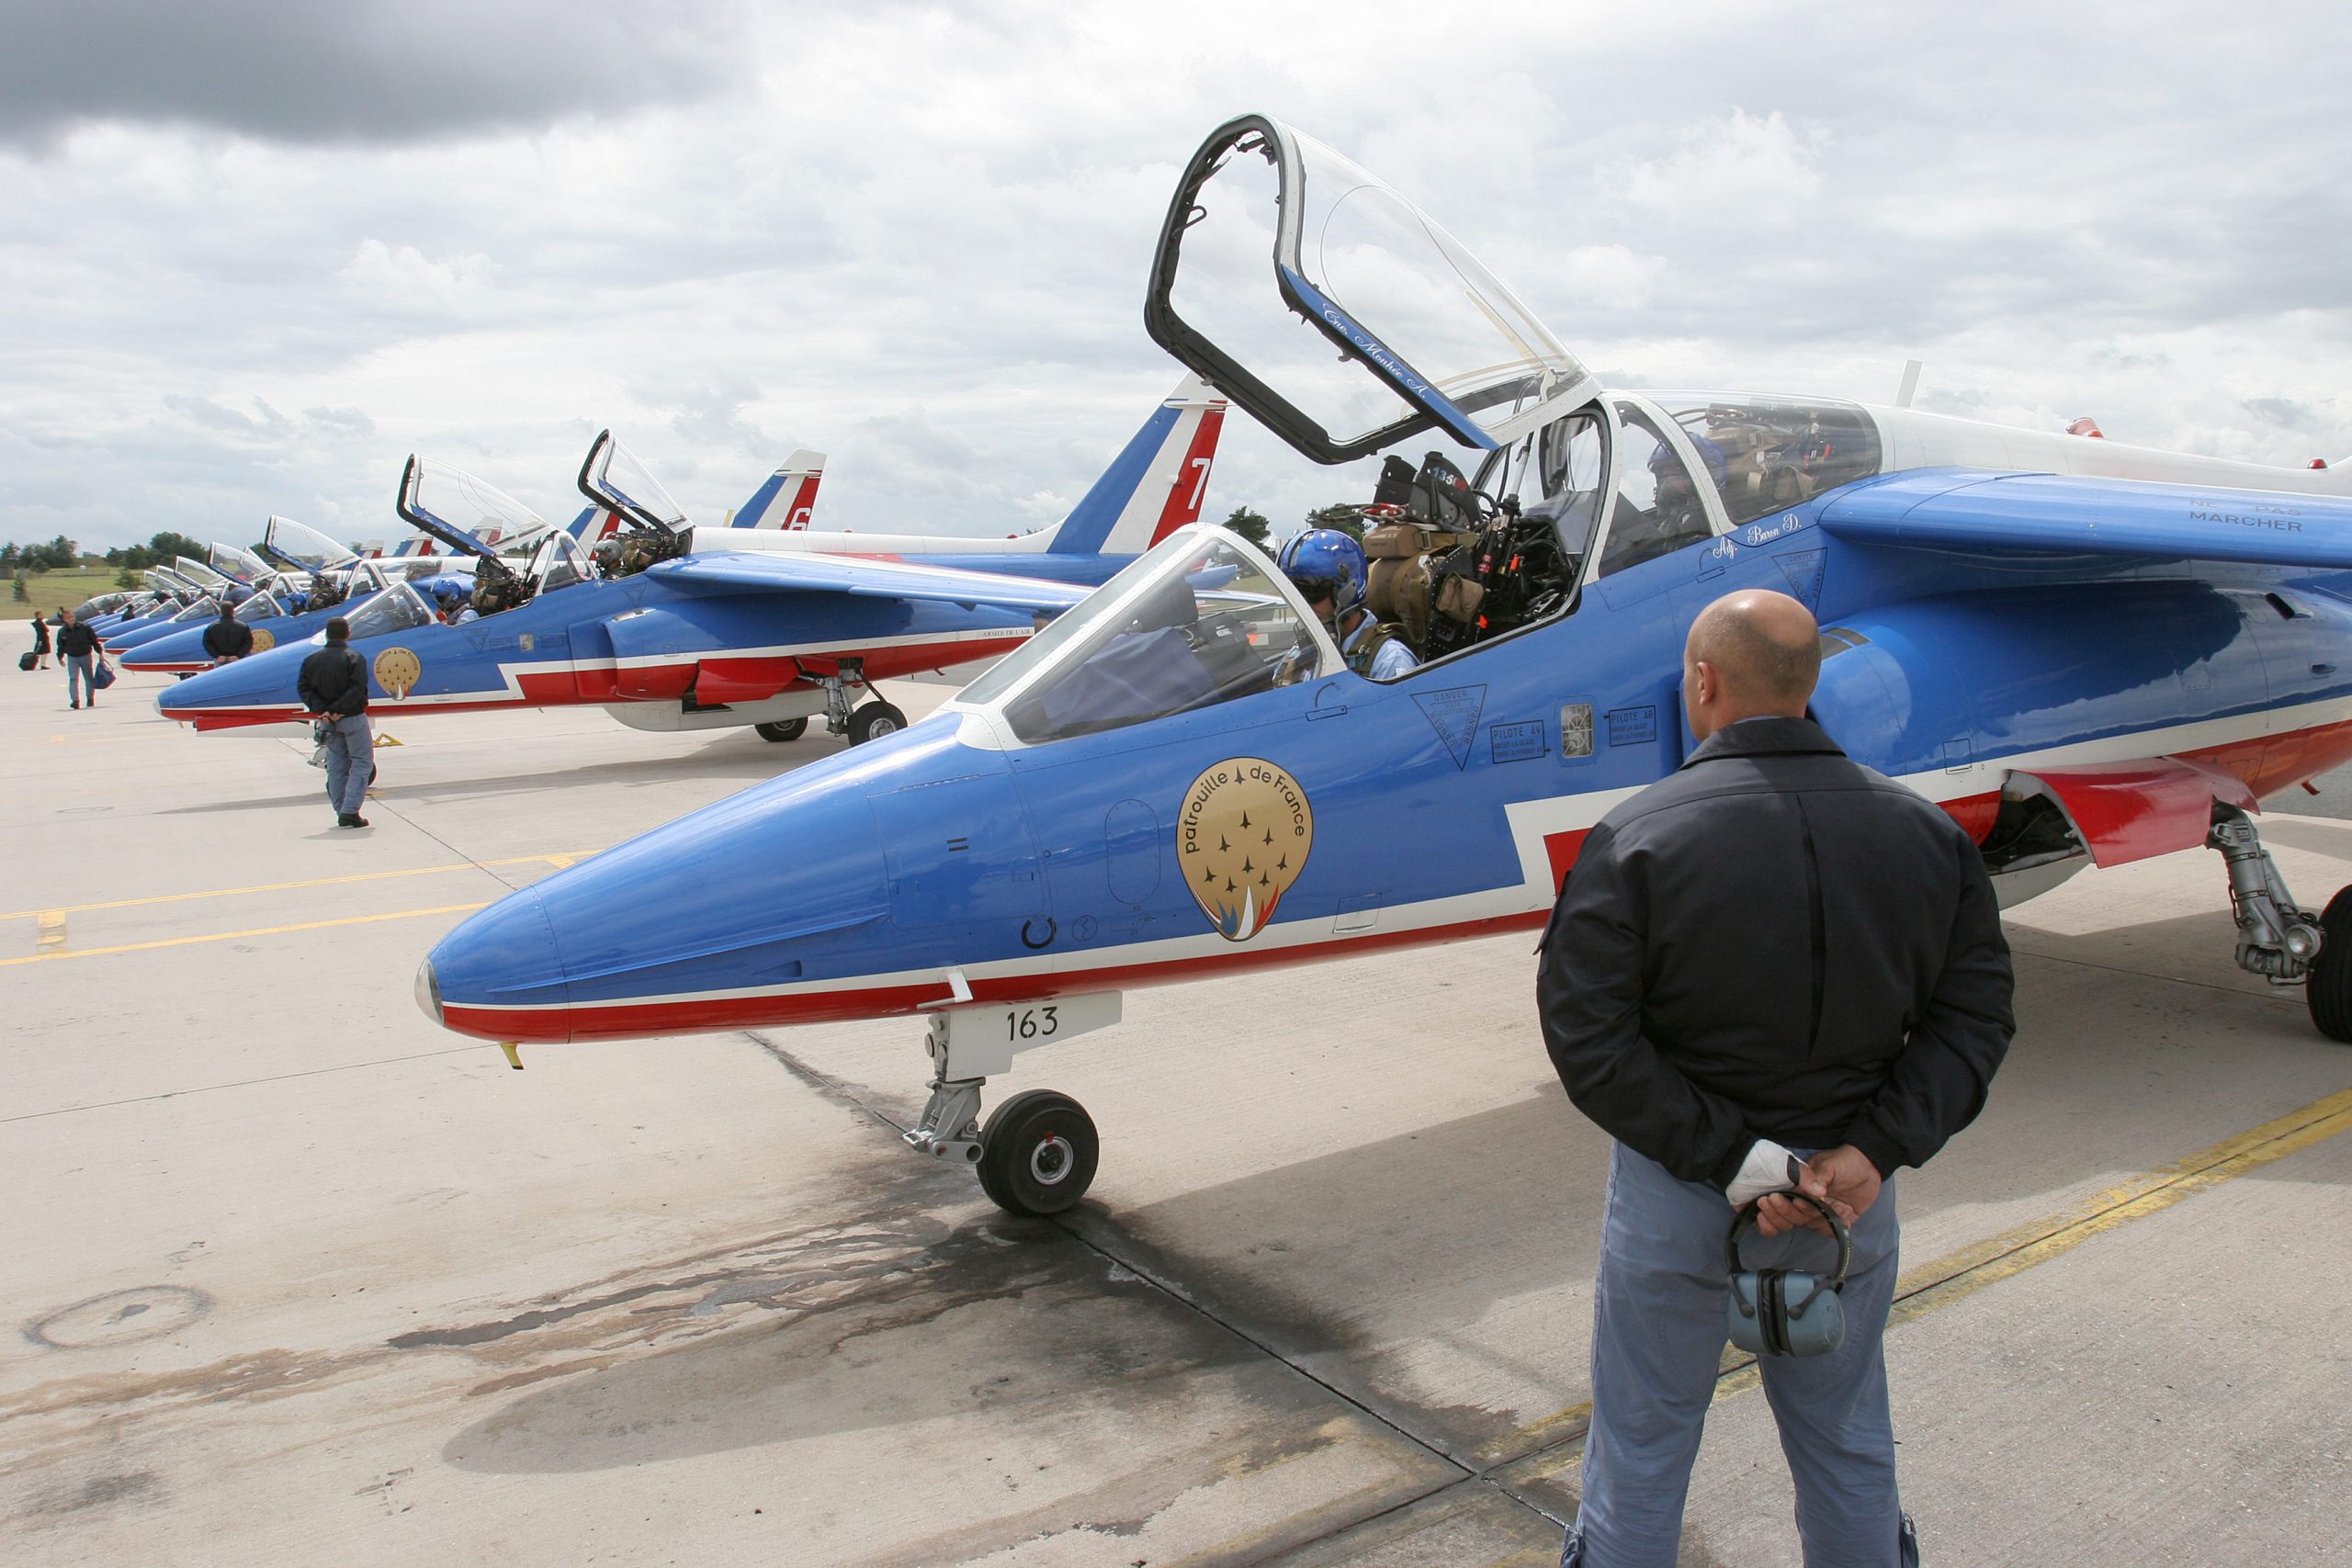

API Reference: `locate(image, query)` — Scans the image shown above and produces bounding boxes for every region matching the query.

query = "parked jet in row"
[160,380,1226,743]
[418,114,2352,1219]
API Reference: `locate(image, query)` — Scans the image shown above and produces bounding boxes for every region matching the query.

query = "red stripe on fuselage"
[434,709,2352,1042]
[438,908,1551,1043]
[173,636,1035,731]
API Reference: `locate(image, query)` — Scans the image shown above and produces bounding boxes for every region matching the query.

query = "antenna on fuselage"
[1894,360,1923,409]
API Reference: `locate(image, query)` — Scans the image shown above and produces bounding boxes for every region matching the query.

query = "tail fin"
[1045,376,1228,557]
[566,504,627,546]
[731,449,827,528]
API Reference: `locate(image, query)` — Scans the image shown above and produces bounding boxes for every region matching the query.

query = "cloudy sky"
[4,1,2348,554]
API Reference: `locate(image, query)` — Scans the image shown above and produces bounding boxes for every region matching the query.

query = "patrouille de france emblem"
[248,627,275,653]
[1179,757,1313,942]
[373,646,423,699]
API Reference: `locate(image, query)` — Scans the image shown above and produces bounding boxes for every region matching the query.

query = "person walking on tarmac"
[54,607,104,708]
[28,614,51,670]
[298,616,373,829]
[1277,528,1418,680]
[1538,588,2016,1567]
[201,601,254,663]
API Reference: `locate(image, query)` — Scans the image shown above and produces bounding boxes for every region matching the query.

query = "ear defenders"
[1725,1193,1852,1359]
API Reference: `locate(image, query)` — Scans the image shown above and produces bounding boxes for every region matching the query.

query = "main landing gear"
[903,989,1122,1215]
[810,660,907,747]
[2207,803,2352,1041]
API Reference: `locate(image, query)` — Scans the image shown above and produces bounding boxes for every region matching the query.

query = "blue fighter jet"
[159,380,1227,742]
[419,115,2352,1215]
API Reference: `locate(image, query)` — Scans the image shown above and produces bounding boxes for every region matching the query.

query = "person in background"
[202,601,254,663]
[297,616,373,829]
[55,607,104,709]
[28,614,51,670]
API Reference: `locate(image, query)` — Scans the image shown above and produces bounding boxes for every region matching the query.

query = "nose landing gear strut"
[904,989,1121,1214]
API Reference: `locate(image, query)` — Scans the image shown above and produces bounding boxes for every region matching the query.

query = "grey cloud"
[2242,397,2322,433]
[0,0,751,146]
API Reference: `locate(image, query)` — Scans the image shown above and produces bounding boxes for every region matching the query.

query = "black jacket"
[202,617,254,659]
[298,643,368,716]
[55,620,101,658]
[1538,716,2014,1187]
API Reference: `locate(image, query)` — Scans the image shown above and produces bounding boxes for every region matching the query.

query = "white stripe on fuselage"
[183,626,1029,715]
[469,691,2352,1019]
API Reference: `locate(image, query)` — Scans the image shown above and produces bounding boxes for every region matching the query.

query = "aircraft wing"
[647,549,1094,613]
[1819,468,2352,570]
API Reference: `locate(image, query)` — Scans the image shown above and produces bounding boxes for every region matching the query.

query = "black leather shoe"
[336,813,370,829]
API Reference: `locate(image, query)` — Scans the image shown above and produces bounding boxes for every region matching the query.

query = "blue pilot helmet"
[1653,433,1730,489]
[1276,528,1369,619]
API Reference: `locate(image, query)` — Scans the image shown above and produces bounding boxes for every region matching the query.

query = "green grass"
[11,564,133,621]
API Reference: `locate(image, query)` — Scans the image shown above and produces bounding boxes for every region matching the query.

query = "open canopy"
[577,430,691,536]
[260,516,358,575]
[1147,114,1590,465]
[398,457,548,560]
[174,555,232,592]
[209,541,272,584]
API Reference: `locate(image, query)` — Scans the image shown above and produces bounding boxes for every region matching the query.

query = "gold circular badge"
[373,646,423,699]
[248,627,276,653]
[1178,757,1313,942]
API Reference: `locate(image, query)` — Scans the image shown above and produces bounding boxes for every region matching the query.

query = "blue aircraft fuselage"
[157,548,1129,730]
[417,476,2352,1046]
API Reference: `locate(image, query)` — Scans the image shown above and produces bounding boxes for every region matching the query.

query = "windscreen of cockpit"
[962,533,1329,745]
[168,594,220,624]
[340,581,435,640]
[232,590,282,623]
[528,531,593,594]
[1153,117,1587,463]
[581,433,691,532]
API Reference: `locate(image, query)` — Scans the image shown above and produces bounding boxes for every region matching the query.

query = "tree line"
[2,530,209,573]
[1217,502,1367,548]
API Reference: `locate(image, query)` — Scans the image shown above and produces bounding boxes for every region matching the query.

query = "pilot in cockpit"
[1280,529,1419,682]
[1608,437,1727,572]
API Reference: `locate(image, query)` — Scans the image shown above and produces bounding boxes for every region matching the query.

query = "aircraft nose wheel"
[848,699,907,745]
[975,1089,1099,1215]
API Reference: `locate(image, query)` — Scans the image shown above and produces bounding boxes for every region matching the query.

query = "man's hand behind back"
[1754,1145,1882,1237]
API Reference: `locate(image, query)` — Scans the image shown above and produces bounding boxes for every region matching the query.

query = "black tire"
[753,717,808,742]
[975,1090,1099,1216]
[2307,886,2352,1042]
[847,700,907,746]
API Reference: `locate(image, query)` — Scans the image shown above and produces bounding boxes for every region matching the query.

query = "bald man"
[1538,589,2014,1568]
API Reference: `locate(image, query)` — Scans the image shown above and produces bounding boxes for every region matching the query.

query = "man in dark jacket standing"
[54,607,104,709]
[297,616,372,829]
[201,603,254,663]
[1540,589,2015,1568]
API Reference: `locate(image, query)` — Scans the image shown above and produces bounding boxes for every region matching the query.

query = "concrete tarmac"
[3,665,2347,1566]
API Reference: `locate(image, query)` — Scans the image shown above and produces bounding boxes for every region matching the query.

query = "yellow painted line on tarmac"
[0,850,598,923]
[1494,1084,2352,1483]
[1884,1083,2352,1325]
[0,903,489,967]
[36,911,65,951]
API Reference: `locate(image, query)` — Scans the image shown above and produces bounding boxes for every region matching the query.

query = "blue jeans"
[322,713,372,816]
[66,653,95,704]
[1564,1144,1913,1567]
